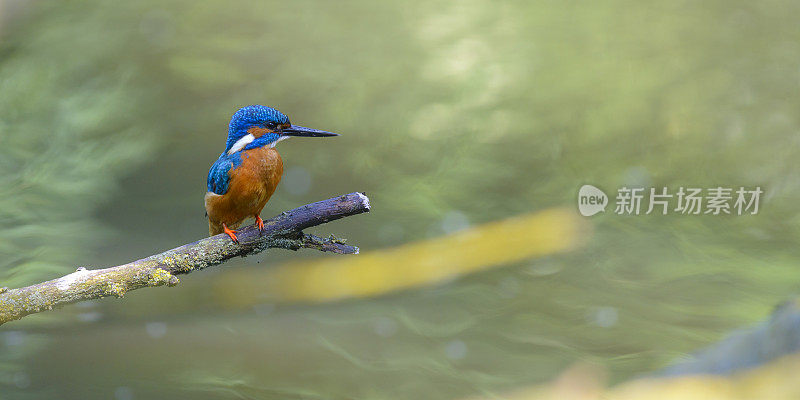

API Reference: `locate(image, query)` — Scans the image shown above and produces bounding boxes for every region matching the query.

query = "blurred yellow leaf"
[463,352,800,400]
[213,207,589,306]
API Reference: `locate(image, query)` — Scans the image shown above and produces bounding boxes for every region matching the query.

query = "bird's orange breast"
[205,146,283,234]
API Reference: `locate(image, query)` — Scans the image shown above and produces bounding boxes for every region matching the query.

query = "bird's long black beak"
[281,125,339,137]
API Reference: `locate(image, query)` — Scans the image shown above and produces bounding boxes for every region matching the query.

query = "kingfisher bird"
[205,105,338,242]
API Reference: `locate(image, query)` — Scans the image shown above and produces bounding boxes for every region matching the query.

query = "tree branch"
[0,192,370,326]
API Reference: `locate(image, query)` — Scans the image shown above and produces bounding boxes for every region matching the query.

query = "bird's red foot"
[254,215,265,233]
[222,224,239,243]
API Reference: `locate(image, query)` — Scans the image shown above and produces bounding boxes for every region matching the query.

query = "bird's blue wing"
[207,153,242,195]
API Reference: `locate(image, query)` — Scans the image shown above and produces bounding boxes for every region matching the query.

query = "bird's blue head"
[225,105,338,154]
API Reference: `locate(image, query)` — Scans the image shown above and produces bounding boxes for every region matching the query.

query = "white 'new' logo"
[578,185,608,216]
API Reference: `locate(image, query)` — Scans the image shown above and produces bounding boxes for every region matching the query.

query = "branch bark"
[0,192,370,326]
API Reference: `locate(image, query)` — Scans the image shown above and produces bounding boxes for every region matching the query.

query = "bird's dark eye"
[264,121,277,130]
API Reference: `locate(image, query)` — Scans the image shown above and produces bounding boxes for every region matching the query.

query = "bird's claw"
[255,216,265,234]
[223,224,239,243]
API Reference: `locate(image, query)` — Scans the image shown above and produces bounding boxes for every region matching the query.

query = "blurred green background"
[2,0,800,399]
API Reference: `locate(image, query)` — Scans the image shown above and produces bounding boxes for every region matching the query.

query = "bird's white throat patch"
[228,133,255,155]
[269,135,289,148]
